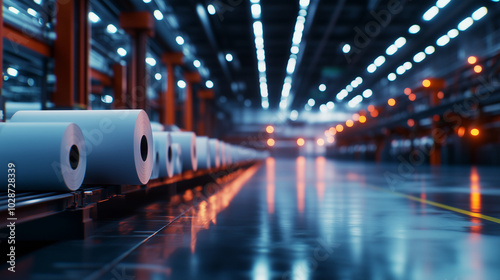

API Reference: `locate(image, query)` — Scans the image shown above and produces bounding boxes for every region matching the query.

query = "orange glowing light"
[433,114,440,122]
[388,98,396,106]
[329,127,337,135]
[407,119,415,127]
[336,124,344,132]
[324,130,330,137]
[468,56,477,65]
[266,125,274,133]
[297,138,305,146]
[367,105,375,112]
[458,127,465,137]
[346,120,354,127]
[437,91,444,99]
[422,79,431,88]
[267,138,275,146]
[317,138,325,146]
[408,93,416,101]
[404,88,412,95]
[370,109,379,118]
[297,157,306,213]
[359,115,367,123]
[474,65,482,73]
[327,137,335,143]
[352,114,360,121]
[470,128,480,136]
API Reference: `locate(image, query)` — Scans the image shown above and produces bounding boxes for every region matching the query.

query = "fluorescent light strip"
[279,0,310,110]
[250,1,269,109]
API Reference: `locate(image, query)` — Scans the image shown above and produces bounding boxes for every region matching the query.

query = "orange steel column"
[77,0,90,108]
[197,89,214,136]
[113,63,127,109]
[120,12,154,110]
[0,0,3,121]
[161,52,183,125]
[184,72,201,132]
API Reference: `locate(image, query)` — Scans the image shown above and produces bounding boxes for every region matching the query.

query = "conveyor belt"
[0,161,258,238]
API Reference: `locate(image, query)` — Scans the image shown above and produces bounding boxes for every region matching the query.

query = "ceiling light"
[27,8,37,17]
[447,29,459,39]
[396,65,406,75]
[327,101,335,110]
[423,6,439,21]
[386,44,398,55]
[436,34,450,46]
[413,52,426,63]
[346,85,353,92]
[395,37,406,48]
[436,0,451,8]
[367,64,377,73]
[387,73,397,81]
[154,10,163,20]
[374,56,386,67]
[458,17,473,31]
[320,104,327,113]
[425,45,435,54]
[290,110,299,121]
[106,24,117,34]
[408,24,420,34]
[403,61,412,70]
[225,53,233,62]
[88,12,100,23]
[155,73,162,80]
[117,47,127,57]
[8,6,19,15]
[251,4,261,19]
[176,36,185,45]
[319,84,327,92]
[206,80,214,88]
[342,44,351,53]
[472,7,488,21]
[363,89,373,98]
[146,57,157,66]
[193,60,201,68]
[207,4,216,15]
[7,67,18,77]
[308,98,316,107]
[177,80,186,89]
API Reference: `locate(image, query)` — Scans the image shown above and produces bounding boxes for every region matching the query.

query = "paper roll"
[0,123,87,191]
[152,132,174,178]
[171,143,182,175]
[209,139,220,169]
[11,110,153,185]
[150,141,160,180]
[170,132,197,172]
[219,142,226,167]
[195,136,211,170]
[150,121,165,132]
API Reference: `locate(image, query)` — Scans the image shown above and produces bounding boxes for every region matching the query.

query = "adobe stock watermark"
[282,239,340,280]
[384,74,497,191]
[341,0,408,63]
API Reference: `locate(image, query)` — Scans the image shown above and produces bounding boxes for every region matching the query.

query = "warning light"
[370,109,379,118]
[336,124,344,132]
[408,93,416,101]
[468,56,477,65]
[267,138,275,146]
[474,65,482,73]
[404,88,412,95]
[388,98,396,106]
[367,105,375,112]
[470,128,480,137]
[266,125,274,133]
[437,91,444,99]
[422,79,431,88]
[457,127,465,137]
[317,138,325,146]
[359,115,367,123]
[346,120,354,127]
[407,119,415,127]
[433,114,440,122]
[297,138,305,146]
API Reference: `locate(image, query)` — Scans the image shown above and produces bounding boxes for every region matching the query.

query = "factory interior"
[1,0,500,279]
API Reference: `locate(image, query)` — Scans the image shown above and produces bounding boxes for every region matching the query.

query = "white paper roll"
[219,142,226,167]
[0,123,87,191]
[11,110,153,185]
[170,132,197,172]
[209,139,220,169]
[195,136,211,170]
[150,141,160,180]
[152,132,174,178]
[171,143,182,175]
[150,121,165,132]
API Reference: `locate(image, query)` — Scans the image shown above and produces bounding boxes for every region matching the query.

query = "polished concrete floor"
[4,157,500,280]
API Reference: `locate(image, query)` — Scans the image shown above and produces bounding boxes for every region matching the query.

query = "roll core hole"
[193,145,196,158]
[156,152,159,164]
[69,145,79,170]
[141,135,148,162]
[168,146,173,163]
